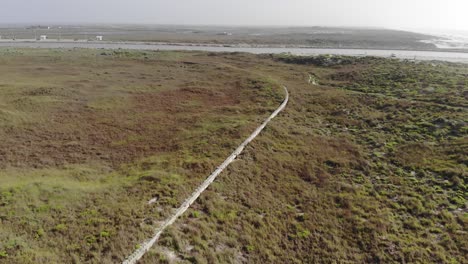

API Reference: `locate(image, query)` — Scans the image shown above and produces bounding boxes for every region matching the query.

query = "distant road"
[1,41,468,63]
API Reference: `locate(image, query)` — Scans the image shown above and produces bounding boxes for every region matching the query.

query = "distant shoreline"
[1,40,468,64]
[0,39,467,54]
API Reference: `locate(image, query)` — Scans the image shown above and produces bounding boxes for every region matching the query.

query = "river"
[1,41,468,63]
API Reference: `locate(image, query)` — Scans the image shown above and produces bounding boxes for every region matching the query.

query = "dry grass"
[0,49,466,263]
[0,48,281,263]
[142,53,467,263]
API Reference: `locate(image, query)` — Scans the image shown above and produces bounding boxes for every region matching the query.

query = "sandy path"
[122,86,289,264]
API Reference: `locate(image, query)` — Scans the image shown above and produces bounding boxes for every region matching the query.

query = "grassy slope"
[0,50,466,263]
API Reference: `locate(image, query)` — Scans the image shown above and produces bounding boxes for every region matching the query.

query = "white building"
[96,36,103,41]
[40,35,47,41]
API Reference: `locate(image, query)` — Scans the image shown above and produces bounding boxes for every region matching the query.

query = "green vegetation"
[142,54,467,263]
[0,48,280,263]
[0,49,466,263]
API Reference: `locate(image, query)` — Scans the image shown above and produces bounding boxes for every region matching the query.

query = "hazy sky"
[1,0,467,31]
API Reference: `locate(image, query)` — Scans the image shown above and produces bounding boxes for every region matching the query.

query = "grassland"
[0,49,466,263]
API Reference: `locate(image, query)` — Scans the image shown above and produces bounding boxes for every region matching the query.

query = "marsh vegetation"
[0,49,466,263]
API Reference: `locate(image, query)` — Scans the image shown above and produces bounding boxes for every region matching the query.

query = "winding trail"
[123,85,289,264]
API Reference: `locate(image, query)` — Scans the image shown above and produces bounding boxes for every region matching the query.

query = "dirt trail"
[122,86,289,264]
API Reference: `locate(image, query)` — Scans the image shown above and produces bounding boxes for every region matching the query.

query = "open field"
[0,49,467,263]
[0,48,282,263]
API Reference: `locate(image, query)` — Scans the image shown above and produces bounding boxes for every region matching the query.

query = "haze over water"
[1,0,467,32]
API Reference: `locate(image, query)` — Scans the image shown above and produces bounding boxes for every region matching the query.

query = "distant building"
[40,35,47,41]
[217,32,233,36]
[96,36,103,41]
